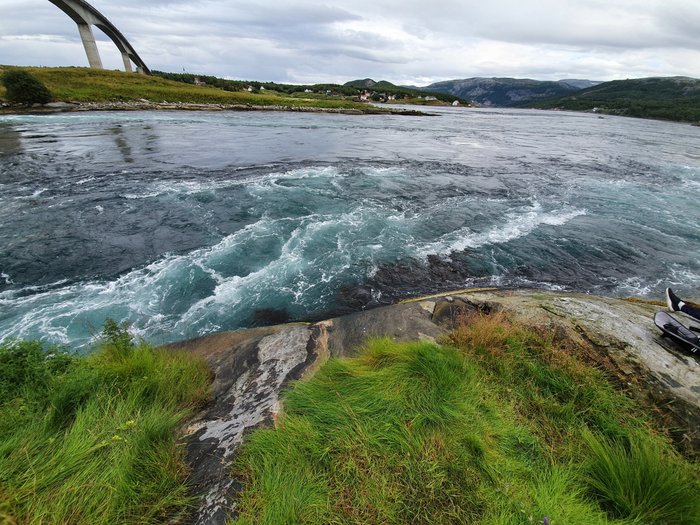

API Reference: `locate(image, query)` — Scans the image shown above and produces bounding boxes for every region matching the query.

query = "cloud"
[1,0,698,84]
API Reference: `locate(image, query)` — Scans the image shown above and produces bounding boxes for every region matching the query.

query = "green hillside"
[0,66,369,110]
[528,77,700,122]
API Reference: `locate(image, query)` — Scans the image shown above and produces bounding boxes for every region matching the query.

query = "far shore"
[0,100,434,116]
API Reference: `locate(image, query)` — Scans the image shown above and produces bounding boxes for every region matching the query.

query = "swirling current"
[1,107,698,348]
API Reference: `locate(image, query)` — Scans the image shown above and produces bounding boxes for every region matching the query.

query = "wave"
[419,201,587,256]
[121,165,346,200]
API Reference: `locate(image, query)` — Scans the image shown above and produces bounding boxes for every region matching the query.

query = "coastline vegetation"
[0,321,211,525]
[528,77,700,123]
[231,313,699,525]
[153,71,468,106]
[0,67,372,110]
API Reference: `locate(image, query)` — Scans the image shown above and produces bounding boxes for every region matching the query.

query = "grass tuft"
[0,321,211,525]
[583,429,700,524]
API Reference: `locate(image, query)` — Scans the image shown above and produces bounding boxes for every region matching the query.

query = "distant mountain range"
[420,77,602,107]
[347,75,700,123]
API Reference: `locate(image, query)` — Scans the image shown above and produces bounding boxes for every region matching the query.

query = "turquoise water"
[1,108,698,347]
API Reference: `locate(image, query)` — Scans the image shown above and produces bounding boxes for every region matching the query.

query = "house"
[425,96,437,101]
[193,77,206,86]
[359,91,370,101]
[452,100,460,106]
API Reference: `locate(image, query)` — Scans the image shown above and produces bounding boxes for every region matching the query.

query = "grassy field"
[0,321,211,525]
[0,66,370,110]
[232,313,700,525]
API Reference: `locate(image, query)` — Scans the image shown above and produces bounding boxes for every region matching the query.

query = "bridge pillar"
[77,22,103,69]
[121,52,133,72]
[48,0,150,74]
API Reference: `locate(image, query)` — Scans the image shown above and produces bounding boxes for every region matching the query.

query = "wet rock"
[324,302,445,358]
[252,307,289,326]
[44,101,77,109]
[170,325,315,525]
[338,284,384,309]
[365,254,474,302]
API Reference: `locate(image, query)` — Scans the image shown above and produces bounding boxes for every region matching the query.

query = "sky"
[1,0,699,85]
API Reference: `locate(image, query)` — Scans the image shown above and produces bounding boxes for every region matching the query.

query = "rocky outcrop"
[170,289,700,524]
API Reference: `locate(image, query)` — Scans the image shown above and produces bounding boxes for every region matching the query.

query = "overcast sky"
[1,0,699,85]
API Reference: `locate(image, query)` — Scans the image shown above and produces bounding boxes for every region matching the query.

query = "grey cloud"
[2,0,699,84]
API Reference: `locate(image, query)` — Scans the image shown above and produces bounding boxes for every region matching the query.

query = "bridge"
[48,0,150,74]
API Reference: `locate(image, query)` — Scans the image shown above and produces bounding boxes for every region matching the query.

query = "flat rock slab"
[170,325,316,525]
[170,289,700,524]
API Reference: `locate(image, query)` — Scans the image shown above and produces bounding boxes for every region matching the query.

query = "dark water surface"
[1,108,698,347]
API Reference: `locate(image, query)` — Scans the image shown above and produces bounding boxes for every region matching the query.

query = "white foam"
[418,202,586,257]
[615,277,663,297]
[123,165,348,200]
[15,188,48,200]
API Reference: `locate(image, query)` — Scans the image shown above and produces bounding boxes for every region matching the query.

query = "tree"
[1,70,52,105]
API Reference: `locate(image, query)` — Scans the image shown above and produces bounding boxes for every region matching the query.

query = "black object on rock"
[654,311,700,353]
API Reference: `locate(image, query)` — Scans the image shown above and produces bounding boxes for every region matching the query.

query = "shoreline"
[0,100,434,116]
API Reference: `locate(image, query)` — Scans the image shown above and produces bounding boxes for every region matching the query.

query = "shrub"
[1,69,52,104]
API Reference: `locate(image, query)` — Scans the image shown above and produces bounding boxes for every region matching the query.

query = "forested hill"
[528,76,700,123]
[420,77,600,107]
[342,78,468,104]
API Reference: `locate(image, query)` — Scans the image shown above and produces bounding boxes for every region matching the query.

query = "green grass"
[231,314,699,525]
[0,321,211,525]
[0,66,370,110]
[583,429,700,524]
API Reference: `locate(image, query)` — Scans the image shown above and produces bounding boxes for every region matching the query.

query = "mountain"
[344,78,399,89]
[558,79,602,90]
[421,77,593,107]
[528,76,700,122]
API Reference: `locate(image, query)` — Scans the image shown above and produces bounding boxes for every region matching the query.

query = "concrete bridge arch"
[48,0,150,74]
